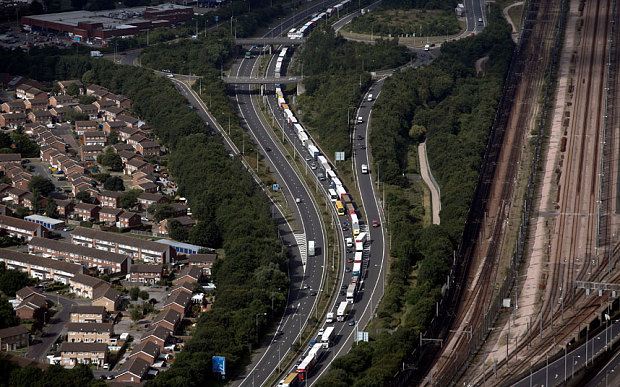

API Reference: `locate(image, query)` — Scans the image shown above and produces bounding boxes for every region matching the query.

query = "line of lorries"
[286,0,351,40]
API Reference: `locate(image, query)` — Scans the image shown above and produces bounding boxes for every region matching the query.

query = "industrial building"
[20,4,193,45]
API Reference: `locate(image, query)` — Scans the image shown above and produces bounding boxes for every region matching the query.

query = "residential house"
[113,143,134,153]
[74,203,101,221]
[80,145,103,162]
[15,286,41,302]
[29,237,130,275]
[118,127,141,142]
[132,172,156,186]
[66,322,114,344]
[1,100,26,113]
[23,98,48,111]
[98,207,124,225]
[117,114,140,128]
[70,305,106,323]
[159,216,195,236]
[27,110,53,124]
[0,215,47,240]
[74,104,98,120]
[136,140,161,156]
[16,292,47,320]
[58,80,84,95]
[55,199,75,217]
[152,309,181,332]
[60,342,108,368]
[118,150,142,165]
[50,106,73,122]
[125,158,154,176]
[71,227,176,264]
[128,341,159,365]
[115,356,150,383]
[97,190,121,208]
[162,291,191,317]
[49,95,76,107]
[187,253,217,276]
[170,203,189,217]
[169,282,193,296]
[69,273,109,299]
[140,325,171,351]
[137,193,168,211]
[127,134,148,148]
[128,264,163,285]
[175,265,202,285]
[91,285,121,311]
[86,84,108,96]
[104,94,131,109]
[17,85,46,100]
[0,249,83,283]
[81,131,106,146]
[0,113,27,128]
[93,100,115,112]
[0,326,29,351]
[74,121,98,135]
[102,120,126,134]
[102,106,125,122]
[118,212,141,228]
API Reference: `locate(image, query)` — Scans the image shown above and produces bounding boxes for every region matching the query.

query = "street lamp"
[255,312,267,342]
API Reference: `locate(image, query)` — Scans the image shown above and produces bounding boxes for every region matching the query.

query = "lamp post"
[255,312,267,342]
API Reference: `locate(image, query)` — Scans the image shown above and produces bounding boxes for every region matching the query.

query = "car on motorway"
[345,267,351,273]
[311,163,317,170]
[360,144,366,150]
[347,257,353,263]
[341,284,348,290]
[295,197,301,203]
[348,320,355,326]
[342,221,348,227]
[318,328,324,336]
[342,225,348,231]
[339,290,346,296]
[310,290,317,296]
[304,284,310,290]
[305,155,311,161]
[265,147,272,152]
[372,220,379,228]
[346,248,353,254]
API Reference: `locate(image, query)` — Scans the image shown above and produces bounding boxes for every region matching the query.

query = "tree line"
[294,24,411,158]
[316,5,514,385]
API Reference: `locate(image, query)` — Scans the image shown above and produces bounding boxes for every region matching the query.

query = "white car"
[295,198,301,203]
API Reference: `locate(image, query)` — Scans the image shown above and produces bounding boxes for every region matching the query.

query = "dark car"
[265,147,272,152]
[348,320,355,326]
[346,248,353,254]
[310,290,317,296]
[342,226,348,231]
[347,257,353,263]
[341,284,348,290]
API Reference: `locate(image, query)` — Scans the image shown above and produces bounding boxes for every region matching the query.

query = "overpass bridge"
[222,76,303,85]
[235,37,305,46]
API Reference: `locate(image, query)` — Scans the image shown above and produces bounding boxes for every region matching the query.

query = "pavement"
[418,142,441,225]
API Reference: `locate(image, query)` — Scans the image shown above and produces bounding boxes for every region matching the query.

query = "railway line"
[457,0,618,384]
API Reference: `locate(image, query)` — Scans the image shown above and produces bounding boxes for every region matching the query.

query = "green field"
[348,8,461,37]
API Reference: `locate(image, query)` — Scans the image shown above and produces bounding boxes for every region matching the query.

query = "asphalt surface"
[511,320,620,387]
[25,292,77,362]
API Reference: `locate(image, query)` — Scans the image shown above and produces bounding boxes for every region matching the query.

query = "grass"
[348,8,461,37]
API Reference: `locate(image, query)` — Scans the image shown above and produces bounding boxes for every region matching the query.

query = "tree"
[65,110,89,124]
[45,199,58,218]
[120,189,142,209]
[66,83,80,96]
[99,148,123,172]
[0,297,19,329]
[409,124,427,142]
[108,131,120,145]
[139,290,149,300]
[29,175,55,197]
[130,307,142,322]
[78,94,97,105]
[76,191,91,202]
[92,173,111,183]
[149,203,176,222]
[168,219,189,242]
[0,132,11,149]
[13,207,30,219]
[10,133,39,157]
[0,268,33,296]
[103,176,125,191]
[129,286,140,301]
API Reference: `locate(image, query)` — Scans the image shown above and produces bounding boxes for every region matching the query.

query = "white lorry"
[337,301,350,321]
[308,240,315,256]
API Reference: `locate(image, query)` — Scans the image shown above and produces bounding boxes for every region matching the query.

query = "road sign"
[213,356,225,377]
[356,331,369,342]
[335,152,345,161]
[273,184,279,191]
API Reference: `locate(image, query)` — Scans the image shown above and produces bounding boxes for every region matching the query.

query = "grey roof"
[141,325,171,341]
[29,237,129,264]
[130,340,159,358]
[67,322,113,333]
[154,309,180,326]
[177,265,202,281]
[60,342,108,353]
[72,227,171,253]
[117,356,150,379]
[70,305,105,315]
[164,291,191,308]
[0,249,83,275]
[130,264,162,274]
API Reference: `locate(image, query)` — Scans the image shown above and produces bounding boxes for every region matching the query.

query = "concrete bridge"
[221,76,303,85]
[235,37,305,46]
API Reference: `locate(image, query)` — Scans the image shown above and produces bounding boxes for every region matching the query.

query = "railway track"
[464,0,617,383]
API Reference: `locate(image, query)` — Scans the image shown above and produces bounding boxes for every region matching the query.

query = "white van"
[367,94,373,102]
[361,164,368,174]
[424,44,430,51]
